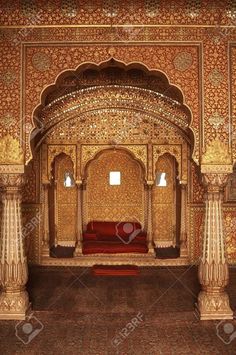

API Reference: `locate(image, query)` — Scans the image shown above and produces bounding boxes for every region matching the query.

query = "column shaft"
[198,174,233,320]
[74,182,83,256]
[0,175,30,320]
[147,182,155,256]
[42,183,50,257]
[180,184,188,258]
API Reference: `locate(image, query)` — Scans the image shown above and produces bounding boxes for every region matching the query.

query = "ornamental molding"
[201,165,233,174]
[0,165,24,174]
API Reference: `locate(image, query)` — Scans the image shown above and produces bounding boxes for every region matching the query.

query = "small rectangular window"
[156,172,167,187]
[109,171,121,185]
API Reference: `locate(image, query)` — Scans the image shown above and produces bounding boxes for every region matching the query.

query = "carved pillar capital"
[0,173,25,188]
[202,173,229,193]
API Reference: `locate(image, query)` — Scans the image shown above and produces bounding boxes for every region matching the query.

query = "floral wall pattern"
[1,0,236,263]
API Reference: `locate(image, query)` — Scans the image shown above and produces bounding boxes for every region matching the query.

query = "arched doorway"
[23,60,194,265]
[153,153,181,249]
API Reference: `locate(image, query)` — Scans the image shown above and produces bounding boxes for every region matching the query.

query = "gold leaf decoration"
[201,138,231,165]
[0,134,24,164]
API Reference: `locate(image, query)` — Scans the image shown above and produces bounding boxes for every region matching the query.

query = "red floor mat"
[92,265,140,276]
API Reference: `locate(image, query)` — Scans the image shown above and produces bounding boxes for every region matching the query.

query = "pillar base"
[0,290,31,320]
[147,244,156,257]
[197,290,233,320]
[180,247,188,258]
[73,242,83,257]
[41,244,50,258]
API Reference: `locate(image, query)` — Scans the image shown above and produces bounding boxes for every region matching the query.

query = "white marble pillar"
[198,173,233,320]
[0,174,30,320]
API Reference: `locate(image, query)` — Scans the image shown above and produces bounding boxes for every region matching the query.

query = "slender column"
[0,174,30,320]
[74,181,83,256]
[82,181,87,231]
[146,181,155,256]
[54,180,58,246]
[42,182,50,257]
[198,173,233,320]
[180,183,188,258]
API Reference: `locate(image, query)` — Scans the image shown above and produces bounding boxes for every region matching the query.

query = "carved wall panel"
[22,161,36,203]
[0,1,235,27]
[189,207,204,263]
[86,149,145,226]
[152,154,177,247]
[191,162,205,204]
[0,40,21,140]
[223,208,236,264]
[23,44,200,162]
[22,152,40,204]
[22,205,41,264]
[231,45,236,161]
[51,154,77,246]
[225,165,236,202]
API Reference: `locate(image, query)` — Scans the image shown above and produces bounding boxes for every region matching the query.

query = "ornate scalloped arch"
[83,146,146,181]
[29,59,195,164]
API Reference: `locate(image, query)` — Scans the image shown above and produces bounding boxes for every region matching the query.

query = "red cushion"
[87,221,116,237]
[82,241,148,254]
[83,232,98,241]
[86,221,145,242]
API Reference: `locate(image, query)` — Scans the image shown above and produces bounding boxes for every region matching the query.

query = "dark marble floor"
[0,265,236,355]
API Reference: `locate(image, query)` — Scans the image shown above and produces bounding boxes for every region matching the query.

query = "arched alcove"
[153,153,181,248]
[84,148,145,228]
[22,58,196,263]
[49,153,77,249]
